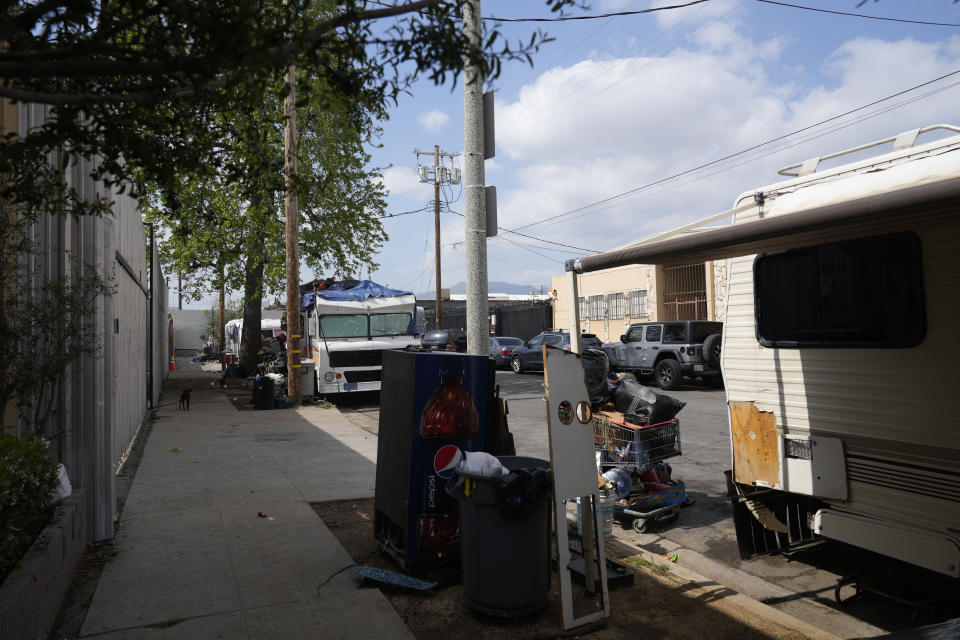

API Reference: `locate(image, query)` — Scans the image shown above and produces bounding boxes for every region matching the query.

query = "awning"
[568,175,960,274]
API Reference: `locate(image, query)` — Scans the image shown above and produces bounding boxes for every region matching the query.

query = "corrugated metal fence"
[9,102,168,541]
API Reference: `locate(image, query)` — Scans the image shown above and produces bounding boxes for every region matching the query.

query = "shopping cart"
[593,413,681,469]
[593,412,689,533]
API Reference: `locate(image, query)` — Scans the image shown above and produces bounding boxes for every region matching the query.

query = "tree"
[2,0,575,223]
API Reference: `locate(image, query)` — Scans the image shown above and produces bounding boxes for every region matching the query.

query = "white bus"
[300,281,421,395]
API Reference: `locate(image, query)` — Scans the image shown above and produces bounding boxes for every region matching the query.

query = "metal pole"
[434,145,442,327]
[178,270,182,309]
[463,0,488,355]
[566,269,581,354]
[218,263,225,358]
[147,223,154,409]
[284,59,302,404]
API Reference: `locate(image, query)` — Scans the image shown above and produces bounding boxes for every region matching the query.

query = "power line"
[754,0,960,28]
[512,68,960,232]
[446,208,599,253]
[496,236,564,264]
[376,204,430,219]
[484,0,710,22]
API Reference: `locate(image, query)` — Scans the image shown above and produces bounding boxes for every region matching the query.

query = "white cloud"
[418,109,451,132]
[490,28,960,262]
[381,165,432,199]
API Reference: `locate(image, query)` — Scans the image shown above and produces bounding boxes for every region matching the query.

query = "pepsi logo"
[433,445,463,479]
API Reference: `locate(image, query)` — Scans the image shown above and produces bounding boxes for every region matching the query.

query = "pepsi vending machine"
[374,350,492,570]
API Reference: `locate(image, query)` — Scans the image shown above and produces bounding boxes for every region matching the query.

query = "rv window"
[370,313,412,337]
[754,232,925,347]
[319,314,368,338]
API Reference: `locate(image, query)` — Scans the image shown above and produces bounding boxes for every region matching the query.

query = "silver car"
[489,336,524,368]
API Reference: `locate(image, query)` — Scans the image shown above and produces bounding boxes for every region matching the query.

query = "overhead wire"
[446,207,600,253]
[753,0,960,28]
[511,68,960,232]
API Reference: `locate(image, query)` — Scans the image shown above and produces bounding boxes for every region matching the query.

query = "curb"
[605,538,845,640]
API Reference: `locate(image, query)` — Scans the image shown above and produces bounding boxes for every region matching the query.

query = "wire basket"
[594,414,681,468]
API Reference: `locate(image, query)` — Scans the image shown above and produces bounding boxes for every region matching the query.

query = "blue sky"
[173,1,960,309]
[364,0,960,295]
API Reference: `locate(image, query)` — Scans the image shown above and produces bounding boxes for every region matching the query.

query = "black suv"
[601,321,722,390]
[510,331,602,373]
[420,329,467,352]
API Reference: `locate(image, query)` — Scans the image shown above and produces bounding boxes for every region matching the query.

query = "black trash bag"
[494,468,551,518]
[612,377,685,424]
[581,348,610,407]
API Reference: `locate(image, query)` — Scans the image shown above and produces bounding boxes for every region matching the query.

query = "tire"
[511,355,524,374]
[632,518,648,534]
[655,358,682,391]
[703,333,722,369]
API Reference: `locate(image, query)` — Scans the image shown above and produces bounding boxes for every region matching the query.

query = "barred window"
[607,292,625,319]
[578,297,589,320]
[628,290,648,317]
[588,295,605,320]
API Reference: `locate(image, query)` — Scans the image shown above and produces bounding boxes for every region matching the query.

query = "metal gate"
[495,304,551,341]
[662,263,707,320]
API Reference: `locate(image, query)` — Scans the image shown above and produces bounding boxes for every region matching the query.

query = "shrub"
[0,435,57,581]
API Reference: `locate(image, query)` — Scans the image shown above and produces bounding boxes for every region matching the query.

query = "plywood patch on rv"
[730,401,780,488]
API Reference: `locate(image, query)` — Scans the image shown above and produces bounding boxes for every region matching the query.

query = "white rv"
[300,281,421,395]
[567,125,960,578]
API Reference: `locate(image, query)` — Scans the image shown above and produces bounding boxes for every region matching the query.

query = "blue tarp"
[300,280,413,311]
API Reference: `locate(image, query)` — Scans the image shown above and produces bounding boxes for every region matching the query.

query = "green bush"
[0,435,57,581]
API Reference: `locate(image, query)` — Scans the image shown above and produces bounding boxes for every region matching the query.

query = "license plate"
[343,382,357,391]
[694,365,704,372]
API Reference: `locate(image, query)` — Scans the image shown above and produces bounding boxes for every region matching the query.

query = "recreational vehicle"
[566,125,960,578]
[300,280,421,395]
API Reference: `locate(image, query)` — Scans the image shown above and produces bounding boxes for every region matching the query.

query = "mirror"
[620,334,627,343]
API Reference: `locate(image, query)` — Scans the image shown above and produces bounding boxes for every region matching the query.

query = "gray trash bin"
[448,455,552,617]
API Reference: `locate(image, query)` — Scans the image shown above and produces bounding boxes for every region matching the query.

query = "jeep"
[601,321,722,390]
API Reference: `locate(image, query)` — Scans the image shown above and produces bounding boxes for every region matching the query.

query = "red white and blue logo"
[433,445,463,479]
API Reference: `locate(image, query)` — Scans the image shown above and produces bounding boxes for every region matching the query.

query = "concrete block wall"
[0,490,88,639]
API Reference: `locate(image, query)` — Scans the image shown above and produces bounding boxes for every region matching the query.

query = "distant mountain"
[416,281,549,298]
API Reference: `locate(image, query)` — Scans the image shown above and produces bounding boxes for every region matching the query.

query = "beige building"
[551,261,727,342]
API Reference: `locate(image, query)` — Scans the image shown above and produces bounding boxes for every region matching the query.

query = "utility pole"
[414,147,461,329]
[463,0,488,356]
[218,262,225,355]
[433,145,442,327]
[283,54,302,404]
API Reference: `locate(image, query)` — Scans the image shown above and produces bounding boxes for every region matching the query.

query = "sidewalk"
[78,359,413,639]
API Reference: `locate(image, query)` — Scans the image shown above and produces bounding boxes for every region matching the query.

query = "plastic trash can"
[447,455,552,617]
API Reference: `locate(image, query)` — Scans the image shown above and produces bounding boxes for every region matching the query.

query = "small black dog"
[179,388,192,411]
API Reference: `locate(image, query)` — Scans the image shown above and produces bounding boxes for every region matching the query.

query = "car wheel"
[655,359,682,391]
[703,333,722,369]
[511,355,524,374]
[632,518,648,534]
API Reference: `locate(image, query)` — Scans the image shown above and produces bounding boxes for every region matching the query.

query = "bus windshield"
[370,313,412,337]
[319,315,368,338]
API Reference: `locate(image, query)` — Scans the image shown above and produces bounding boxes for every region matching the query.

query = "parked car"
[420,329,467,352]
[601,320,722,390]
[489,336,525,368]
[510,331,603,373]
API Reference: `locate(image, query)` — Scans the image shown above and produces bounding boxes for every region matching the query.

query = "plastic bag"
[457,451,508,477]
[612,377,685,424]
[50,463,72,502]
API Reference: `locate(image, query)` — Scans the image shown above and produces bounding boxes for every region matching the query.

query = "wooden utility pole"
[433,145,442,327]
[218,262,225,354]
[283,59,302,404]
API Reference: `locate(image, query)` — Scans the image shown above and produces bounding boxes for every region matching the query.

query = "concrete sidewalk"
[79,359,413,639]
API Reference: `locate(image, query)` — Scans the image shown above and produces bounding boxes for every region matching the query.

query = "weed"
[625,555,670,576]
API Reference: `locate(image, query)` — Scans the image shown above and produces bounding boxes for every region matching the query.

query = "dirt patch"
[312,498,811,640]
